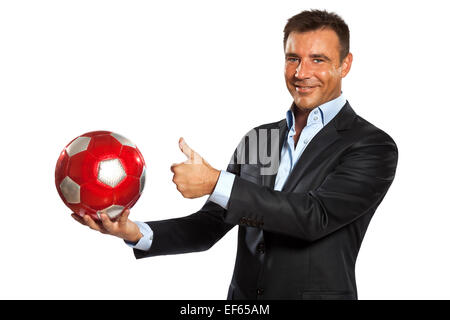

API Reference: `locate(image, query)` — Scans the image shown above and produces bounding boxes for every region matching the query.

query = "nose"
[295,60,312,79]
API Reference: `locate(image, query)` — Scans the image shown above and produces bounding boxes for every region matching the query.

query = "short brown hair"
[283,10,350,62]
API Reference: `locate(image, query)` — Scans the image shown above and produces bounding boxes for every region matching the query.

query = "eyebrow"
[285,52,332,62]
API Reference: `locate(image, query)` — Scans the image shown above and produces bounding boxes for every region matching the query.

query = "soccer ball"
[55,131,146,220]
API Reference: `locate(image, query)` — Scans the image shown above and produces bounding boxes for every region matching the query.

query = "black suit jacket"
[134,101,398,300]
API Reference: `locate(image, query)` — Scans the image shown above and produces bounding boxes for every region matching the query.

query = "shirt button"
[314,110,318,114]
[313,116,318,121]
[304,139,308,144]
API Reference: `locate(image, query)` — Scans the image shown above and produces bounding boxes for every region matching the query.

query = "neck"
[290,106,311,148]
[293,106,312,133]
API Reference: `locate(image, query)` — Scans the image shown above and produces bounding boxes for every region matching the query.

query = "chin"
[294,97,317,111]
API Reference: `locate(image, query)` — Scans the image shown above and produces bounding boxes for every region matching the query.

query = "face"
[284,28,352,111]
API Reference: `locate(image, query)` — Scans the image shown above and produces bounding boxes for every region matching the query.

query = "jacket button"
[257,243,265,254]
[257,288,264,296]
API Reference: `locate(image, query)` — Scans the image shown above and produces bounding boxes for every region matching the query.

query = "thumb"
[179,137,194,159]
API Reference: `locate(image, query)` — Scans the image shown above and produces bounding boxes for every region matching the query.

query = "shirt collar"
[286,93,347,132]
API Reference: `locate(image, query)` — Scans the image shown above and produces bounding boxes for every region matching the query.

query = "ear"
[340,52,353,78]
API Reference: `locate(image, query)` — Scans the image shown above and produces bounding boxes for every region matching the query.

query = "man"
[72,10,398,300]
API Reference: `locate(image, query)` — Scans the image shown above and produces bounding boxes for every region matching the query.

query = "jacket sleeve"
[223,132,398,242]
[133,160,240,259]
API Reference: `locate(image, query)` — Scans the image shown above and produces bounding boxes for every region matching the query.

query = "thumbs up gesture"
[170,137,220,199]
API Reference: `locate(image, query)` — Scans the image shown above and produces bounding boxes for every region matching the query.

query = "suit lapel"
[281,102,356,192]
[261,119,288,189]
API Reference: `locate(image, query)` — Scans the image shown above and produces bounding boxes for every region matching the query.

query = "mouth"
[294,85,318,93]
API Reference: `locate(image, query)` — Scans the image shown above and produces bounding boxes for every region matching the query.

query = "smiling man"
[73,10,398,300]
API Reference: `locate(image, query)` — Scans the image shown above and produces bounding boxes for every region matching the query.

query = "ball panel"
[113,176,140,205]
[66,136,91,157]
[66,203,84,216]
[119,146,144,177]
[78,203,101,220]
[97,204,125,220]
[127,192,142,209]
[59,176,81,204]
[110,133,135,148]
[140,166,146,193]
[80,181,114,210]
[97,158,126,188]
[55,150,69,186]
[80,203,97,215]
[67,150,98,185]
[88,134,123,159]
[81,131,111,137]
[135,147,146,168]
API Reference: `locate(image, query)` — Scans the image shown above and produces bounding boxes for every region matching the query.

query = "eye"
[286,57,299,63]
[313,59,324,63]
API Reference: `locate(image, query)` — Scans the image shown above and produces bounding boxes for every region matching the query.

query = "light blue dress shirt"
[127,94,347,251]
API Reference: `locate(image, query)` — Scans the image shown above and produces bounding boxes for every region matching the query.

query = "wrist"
[208,169,221,194]
[124,221,143,243]
[125,231,143,244]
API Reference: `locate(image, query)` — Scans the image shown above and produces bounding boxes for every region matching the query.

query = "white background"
[0,0,449,299]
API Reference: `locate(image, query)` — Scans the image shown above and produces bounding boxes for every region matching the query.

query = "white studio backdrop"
[0,0,449,299]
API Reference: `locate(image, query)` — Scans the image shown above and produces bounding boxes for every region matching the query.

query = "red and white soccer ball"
[55,131,146,220]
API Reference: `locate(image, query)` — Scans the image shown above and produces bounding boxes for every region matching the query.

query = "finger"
[83,215,103,232]
[99,213,114,231]
[118,208,130,225]
[179,137,194,160]
[180,138,204,164]
[170,162,179,173]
